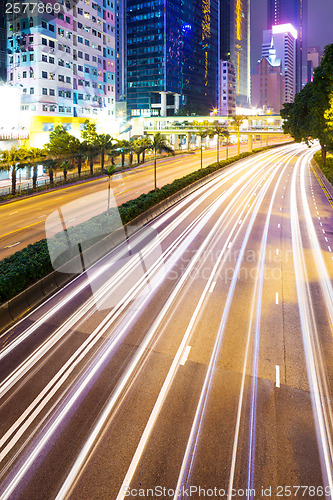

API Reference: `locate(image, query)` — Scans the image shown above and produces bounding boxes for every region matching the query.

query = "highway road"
[0,137,288,260]
[0,142,332,499]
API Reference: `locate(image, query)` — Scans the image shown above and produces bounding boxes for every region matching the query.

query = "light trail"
[173,151,300,500]
[55,149,290,500]
[290,148,333,498]
[0,145,282,491]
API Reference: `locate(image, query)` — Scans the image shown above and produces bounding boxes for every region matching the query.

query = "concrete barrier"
[0,302,14,332]
[26,280,44,309]
[8,291,30,323]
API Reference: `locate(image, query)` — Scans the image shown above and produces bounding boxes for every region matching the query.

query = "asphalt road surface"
[0,142,332,500]
[0,137,288,260]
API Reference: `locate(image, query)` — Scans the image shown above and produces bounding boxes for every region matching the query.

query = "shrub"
[313,151,333,185]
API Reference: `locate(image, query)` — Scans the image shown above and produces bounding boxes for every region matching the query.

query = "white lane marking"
[325,237,328,243]
[228,241,232,249]
[38,215,46,219]
[55,197,63,200]
[323,229,326,234]
[276,249,279,256]
[278,223,280,229]
[209,281,216,293]
[67,218,76,223]
[275,365,280,388]
[276,292,279,304]
[9,211,18,215]
[328,247,332,252]
[4,242,20,249]
[238,219,242,224]
[180,346,191,366]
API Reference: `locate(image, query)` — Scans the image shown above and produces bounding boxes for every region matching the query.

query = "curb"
[311,158,333,204]
[0,143,290,334]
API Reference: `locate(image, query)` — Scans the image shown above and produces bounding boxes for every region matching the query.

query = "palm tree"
[81,120,98,175]
[117,139,132,168]
[212,123,229,163]
[147,133,175,191]
[0,146,28,195]
[95,133,116,171]
[132,137,150,164]
[195,128,212,170]
[68,137,86,177]
[26,147,46,190]
[103,165,116,214]
[44,158,57,185]
[230,115,246,155]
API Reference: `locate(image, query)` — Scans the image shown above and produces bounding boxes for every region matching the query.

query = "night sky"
[250,0,333,71]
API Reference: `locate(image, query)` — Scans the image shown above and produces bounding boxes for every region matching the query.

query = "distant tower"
[307,46,321,83]
[267,0,308,92]
[220,0,251,107]
[262,25,297,103]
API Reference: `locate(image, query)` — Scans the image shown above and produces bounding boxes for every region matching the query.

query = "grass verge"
[313,151,333,185]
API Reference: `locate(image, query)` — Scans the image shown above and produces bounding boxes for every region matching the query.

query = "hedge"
[313,151,333,185]
[0,146,275,303]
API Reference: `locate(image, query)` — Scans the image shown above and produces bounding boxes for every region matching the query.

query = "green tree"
[147,133,175,191]
[132,137,150,164]
[281,43,333,166]
[44,125,75,181]
[68,136,86,177]
[195,128,212,170]
[95,133,116,171]
[103,165,116,214]
[230,115,246,155]
[81,120,98,174]
[0,146,28,195]
[46,125,72,157]
[26,147,46,190]
[117,139,132,168]
[212,123,229,163]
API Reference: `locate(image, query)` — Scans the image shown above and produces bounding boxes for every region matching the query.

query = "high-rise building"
[115,0,126,108]
[218,60,236,115]
[251,57,285,113]
[126,0,219,117]
[267,0,308,91]
[262,25,296,103]
[307,46,321,83]
[219,0,250,107]
[0,0,6,82]
[6,0,116,142]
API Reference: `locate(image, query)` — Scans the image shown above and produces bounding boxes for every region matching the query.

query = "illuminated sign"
[181,23,192,33]
[272,23,297,40]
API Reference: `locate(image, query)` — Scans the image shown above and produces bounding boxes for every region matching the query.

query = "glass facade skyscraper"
[267,0,308,91]
[220,0,250,107]
[126,0,219,117]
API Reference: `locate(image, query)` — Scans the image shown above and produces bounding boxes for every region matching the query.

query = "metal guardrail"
[311,158,333,202]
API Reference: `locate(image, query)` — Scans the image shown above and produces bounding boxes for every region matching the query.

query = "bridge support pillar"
[248,134,253,152]
[173,134,179,150]
[186,132,191,150]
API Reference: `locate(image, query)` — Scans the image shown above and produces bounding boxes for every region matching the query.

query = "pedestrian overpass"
[127,114,287,152]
